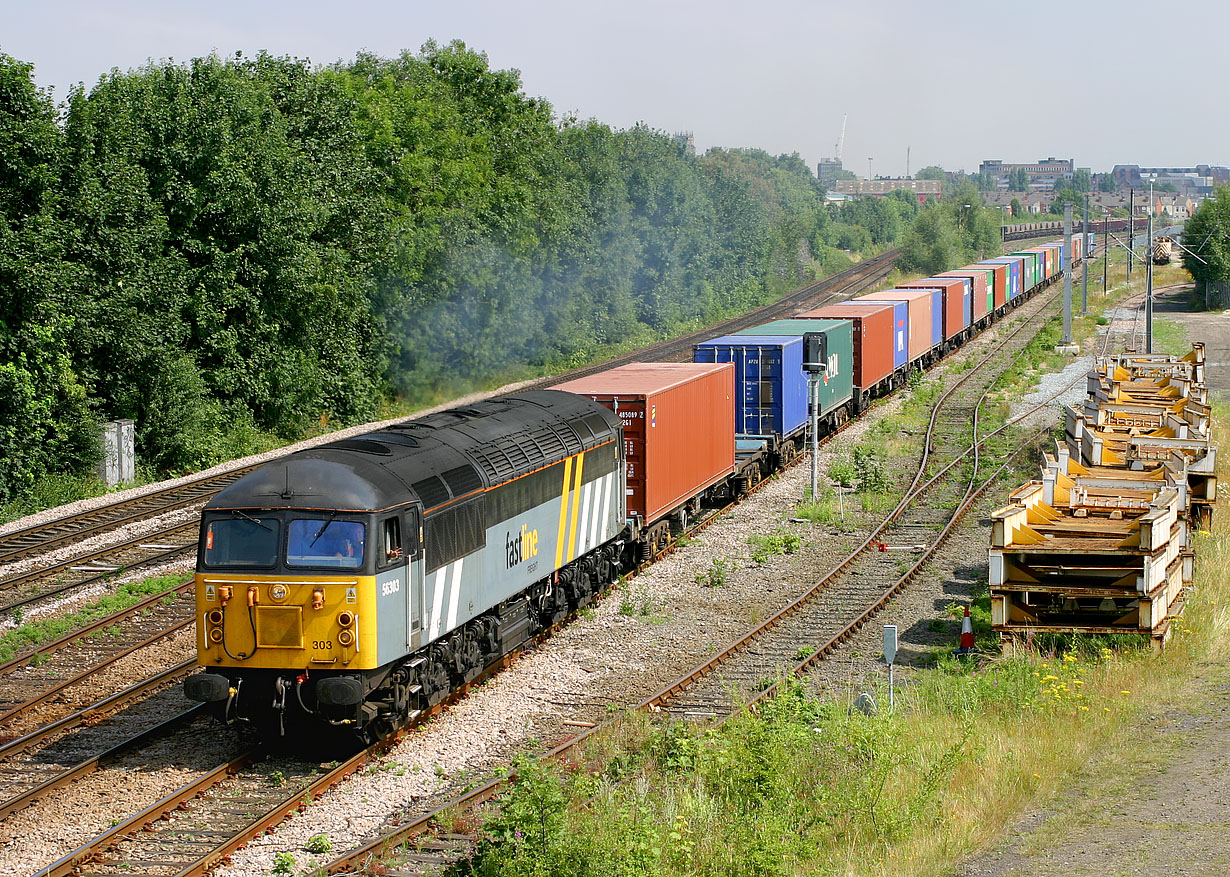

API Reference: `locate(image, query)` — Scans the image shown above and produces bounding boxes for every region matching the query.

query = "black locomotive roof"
[207,390,620,513]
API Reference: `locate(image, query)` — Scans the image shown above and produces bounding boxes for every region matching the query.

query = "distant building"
[817,157,844,186]
[833,178,941,204]
[979,157,1078,192]
[1111,164,1227,198]
[674,131,695,156]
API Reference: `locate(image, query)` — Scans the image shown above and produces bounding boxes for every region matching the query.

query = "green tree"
[1050,188,1084,215]
[0,54,96,502]
[1182,187,1230,284]
[915,165,947,182]
[1097,173,1117,193]
[1010,197,1024,219]
[61,53,387,470]
[1072,168,1092,193]
[899,206,960,275]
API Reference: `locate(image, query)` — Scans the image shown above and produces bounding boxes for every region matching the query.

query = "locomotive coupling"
[185,672,232,703]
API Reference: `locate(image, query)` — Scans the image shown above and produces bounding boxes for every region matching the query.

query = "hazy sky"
[4,0,1221,178]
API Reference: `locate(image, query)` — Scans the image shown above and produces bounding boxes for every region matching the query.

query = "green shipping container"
[1010,252,1040,292]
[966,267,994,316]
[732,318,855,419]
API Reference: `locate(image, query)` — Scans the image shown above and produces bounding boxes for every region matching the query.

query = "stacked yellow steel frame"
[989,344,1215,651]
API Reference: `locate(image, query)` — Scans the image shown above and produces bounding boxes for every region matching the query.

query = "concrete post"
[98,421,120,487]
[118,419,136,483]
[1062,205,1073,345]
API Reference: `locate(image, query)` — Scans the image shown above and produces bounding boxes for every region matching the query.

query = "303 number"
[312,640,333,650]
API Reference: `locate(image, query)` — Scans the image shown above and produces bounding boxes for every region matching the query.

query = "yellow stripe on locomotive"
[195,572,381,671]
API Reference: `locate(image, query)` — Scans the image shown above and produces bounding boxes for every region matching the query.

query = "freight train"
[185,238,1083,741]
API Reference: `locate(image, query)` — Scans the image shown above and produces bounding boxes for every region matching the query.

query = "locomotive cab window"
[380,516,403,567]
[286,518,366,569]
[203,516,280,568]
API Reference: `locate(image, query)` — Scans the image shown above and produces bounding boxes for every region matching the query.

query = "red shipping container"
[798,303,895,391]
[938,269,989,322]
[856,289,938,361]
[554,363,735,526]
[899,277,968,342]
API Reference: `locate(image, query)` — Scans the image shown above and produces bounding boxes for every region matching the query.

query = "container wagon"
[555,362,738,548]
[797,303,896,411]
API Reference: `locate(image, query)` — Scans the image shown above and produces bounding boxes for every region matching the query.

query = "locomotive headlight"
[337,610,355,629]
[209,628,224,643]
[207,609,224,626]
[337,629,354,647]
[269,583,288,602]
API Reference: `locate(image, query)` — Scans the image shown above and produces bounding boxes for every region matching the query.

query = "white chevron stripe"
[429,566,447,640]
[599,472,613,541]
[446,558,464,631]
[578,482,592,555]
[589,473,605,547]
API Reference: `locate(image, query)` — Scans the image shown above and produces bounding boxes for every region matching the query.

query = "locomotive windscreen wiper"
[231,509,272,531]
[310,511,339,547]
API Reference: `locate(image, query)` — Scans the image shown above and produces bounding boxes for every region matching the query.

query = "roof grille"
[411,475,450,508]
[441,464,483,497]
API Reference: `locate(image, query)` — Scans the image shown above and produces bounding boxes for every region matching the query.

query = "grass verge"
[0,574,187,663]
[445,339,1221,877]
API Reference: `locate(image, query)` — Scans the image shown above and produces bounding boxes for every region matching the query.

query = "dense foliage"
[0,45,926,504]
[1182,186,1230,284]
[896,181,1003,276]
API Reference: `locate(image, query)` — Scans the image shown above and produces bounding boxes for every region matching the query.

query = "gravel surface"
[0,709,242,874]
[215,303,1054,877]
[3,292,1065,877]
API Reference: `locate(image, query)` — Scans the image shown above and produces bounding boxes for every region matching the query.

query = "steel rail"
[0,580,191,678]
[319,283,1069,875]
[0,660,194,761]
[0,704,205,821]
[0,522,197,616]
[0,616,195,729]
[0,469,254,566]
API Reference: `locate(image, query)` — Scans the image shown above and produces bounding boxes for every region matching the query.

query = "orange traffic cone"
[957,606,975,652]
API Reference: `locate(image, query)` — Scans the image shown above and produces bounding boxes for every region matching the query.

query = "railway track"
[654,292,1059,720]
[11,251,1106,875]
[309,288,1075,874]
[0,583,193,735]
[0,520,197,619]
[0,470,254,568]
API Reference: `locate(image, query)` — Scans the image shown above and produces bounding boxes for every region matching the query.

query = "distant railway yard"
[0,238,1220,877]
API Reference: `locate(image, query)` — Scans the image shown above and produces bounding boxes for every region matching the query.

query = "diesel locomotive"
[184,390,626,741]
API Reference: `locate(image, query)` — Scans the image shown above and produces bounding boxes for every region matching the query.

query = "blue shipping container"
[870,301,909,368]
[982,258,1023,299]
[693,335,808,438]
[933,276,972,332]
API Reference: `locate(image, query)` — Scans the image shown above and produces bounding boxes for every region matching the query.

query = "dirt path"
[958,284,1230,876]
